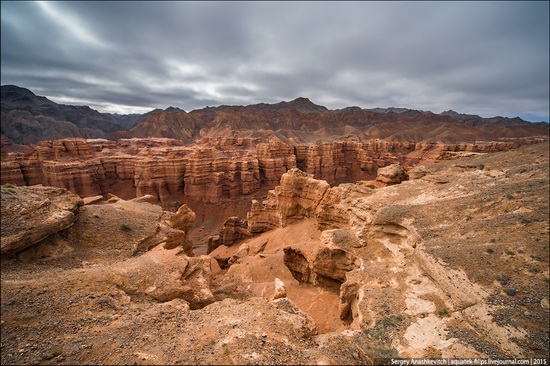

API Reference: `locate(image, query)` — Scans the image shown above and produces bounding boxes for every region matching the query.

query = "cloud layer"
[1,1,548,121]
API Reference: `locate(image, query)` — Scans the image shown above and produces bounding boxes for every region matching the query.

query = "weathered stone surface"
[0,185,83,257]
[283,243,359,293]
[275,168,330,226]
[256,141,296,188]
[104,247,214,307]
[272,278,287,299]
[247,195,281,234]
[219,216,250,245]
[248,168,334,233]
[83,195,103,205]
[376,163,408,184]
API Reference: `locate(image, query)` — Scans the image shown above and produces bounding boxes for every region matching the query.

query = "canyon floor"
[1,142,549,365]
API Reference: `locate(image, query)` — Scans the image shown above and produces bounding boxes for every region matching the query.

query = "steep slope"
[130,109,201,143]
[0,85,123,144]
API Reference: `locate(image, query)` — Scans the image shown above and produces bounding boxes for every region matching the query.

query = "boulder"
[1,185,83,257]
[376,163,408,184]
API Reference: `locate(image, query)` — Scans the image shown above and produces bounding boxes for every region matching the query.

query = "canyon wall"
[1,137,545,204]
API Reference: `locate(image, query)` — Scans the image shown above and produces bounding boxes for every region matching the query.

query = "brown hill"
[130,110,201,143]
[2,85,548,145]
[1,85,124,144]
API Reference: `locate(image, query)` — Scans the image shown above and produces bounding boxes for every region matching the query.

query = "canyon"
[1,85,549,364]
[1,142,548,364]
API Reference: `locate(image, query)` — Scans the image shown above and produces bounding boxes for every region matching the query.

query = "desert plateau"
[1,85,549,365]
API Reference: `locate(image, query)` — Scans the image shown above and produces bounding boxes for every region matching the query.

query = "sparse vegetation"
[44,347,63,359]
[367,346,400,358]
[381,314,404,327]
[119,223,132,232]
[497,275,510,285]
[465,213,472,221]
[489,238,496,243]
[214,289,245,300]
[363,313,405,344]
[221,344,230,356]
[504,248,515,255]
[486,247,494,254]
[503,288,517,296]
[437,307,450,317]
[2,183,16,193]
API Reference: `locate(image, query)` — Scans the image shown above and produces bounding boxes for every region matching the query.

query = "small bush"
[437,307,450,317]
[221,345,230,356]
[465,214,472,221]
[381,314,404,327]
[489,238,496,243]
[214,289,245,300]
[526,266,539,274]
[486,248,494,254]
[3,187,15,193]
[497,275,510,285]
[3,183,15,188]
[504,288,517,296]
[504,249,515,255]
[119,223,132,232]
[368,346,399,358]
[44,347,63,360]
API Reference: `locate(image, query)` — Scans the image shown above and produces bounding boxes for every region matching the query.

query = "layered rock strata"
[1,137,546,204]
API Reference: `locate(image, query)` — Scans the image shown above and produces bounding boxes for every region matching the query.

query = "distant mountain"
[1,85,123,144]
[103,113,143,130]
[1,85,548,145]
[247,97,329,112]
[369,107,423,114]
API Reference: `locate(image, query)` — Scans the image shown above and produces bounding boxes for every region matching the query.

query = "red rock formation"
[256,142,296,188]
[1,137,547,206]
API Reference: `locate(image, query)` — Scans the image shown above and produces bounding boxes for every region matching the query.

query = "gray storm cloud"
[1,1,548,121]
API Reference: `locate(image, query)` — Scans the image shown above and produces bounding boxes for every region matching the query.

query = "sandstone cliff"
[2,137,546,206]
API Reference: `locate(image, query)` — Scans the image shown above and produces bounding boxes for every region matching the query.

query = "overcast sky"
[1,1,549,121]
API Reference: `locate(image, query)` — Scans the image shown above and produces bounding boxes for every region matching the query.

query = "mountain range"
[1,85,548,145]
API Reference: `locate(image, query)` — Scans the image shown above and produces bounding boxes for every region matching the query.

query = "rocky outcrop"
[283,238,360,293]
[247,168,371,233]
[0,185,83,257]
[219,217,250,245]
[375,163,408,185]
[158,204,196,254]
[103,246,214,307]
[256,142,296,188]
[206,216,251,254]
